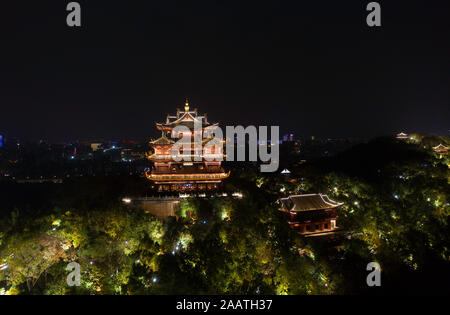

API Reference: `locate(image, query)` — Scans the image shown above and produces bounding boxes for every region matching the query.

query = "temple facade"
[277,194,343,236]
[146,99,229,192]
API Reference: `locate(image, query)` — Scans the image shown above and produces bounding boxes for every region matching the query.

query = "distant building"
[396,132,408,139]
[432,144,448,156]
[281,133,294,143]
[146,99,229,192]
[90,143,102,151]
[277,194,343,236]
[280,168,291,175]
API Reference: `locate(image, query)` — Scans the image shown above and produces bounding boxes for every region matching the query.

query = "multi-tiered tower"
[146,99,229,192]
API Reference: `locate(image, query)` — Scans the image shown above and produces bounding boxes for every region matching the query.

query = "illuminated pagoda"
[277,194,343,236]
[432,144,448,156]
[396,132,408,140]
[146,99,229,192]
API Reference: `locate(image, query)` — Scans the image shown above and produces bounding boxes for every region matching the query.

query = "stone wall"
[134,198,180,220]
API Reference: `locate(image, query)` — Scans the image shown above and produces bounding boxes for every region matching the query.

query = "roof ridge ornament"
[184,98,190,112]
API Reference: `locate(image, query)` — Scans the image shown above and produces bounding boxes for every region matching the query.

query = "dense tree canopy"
[0,136,449,294]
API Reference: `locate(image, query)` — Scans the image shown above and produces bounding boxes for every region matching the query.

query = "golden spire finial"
[184,98,190,112]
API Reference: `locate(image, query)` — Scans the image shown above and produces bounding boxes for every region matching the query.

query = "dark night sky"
[0,1,448,141]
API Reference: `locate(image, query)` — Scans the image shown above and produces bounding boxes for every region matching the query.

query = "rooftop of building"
[278,194,343,212]
[433,143,448,150]
[150,133,175,145]
[155,99,218,130]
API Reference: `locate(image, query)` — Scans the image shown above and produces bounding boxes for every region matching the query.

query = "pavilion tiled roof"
[278,194,343,212]
[156,105,219,131]
[150,134,174,145]
[433,144,448,150]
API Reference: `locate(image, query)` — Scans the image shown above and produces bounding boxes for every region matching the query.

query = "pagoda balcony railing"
[148,154,225,160]
[146,171,230,181]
